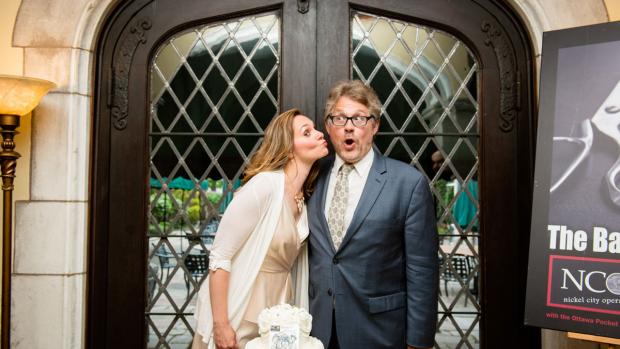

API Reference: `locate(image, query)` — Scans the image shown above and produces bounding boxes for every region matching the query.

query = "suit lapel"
[338,150,387,251]
[312,157,337,252]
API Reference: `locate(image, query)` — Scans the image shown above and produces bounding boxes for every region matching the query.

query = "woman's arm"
[209,269,237,349]
[205,174,272,348]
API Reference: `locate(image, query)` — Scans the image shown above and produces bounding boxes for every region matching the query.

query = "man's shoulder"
[382,155,423,179]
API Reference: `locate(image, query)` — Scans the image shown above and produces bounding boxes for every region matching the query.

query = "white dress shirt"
[324,149,375,235]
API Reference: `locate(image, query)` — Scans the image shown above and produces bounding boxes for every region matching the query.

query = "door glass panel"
[147,12,280,347]
[352,11,480,348]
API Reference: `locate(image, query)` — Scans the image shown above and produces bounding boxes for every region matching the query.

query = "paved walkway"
[146,236,480,348]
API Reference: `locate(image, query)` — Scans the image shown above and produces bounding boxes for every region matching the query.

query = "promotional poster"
[525,22,620,338]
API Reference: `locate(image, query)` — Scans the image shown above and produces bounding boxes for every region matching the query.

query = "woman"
[192,108,329,349]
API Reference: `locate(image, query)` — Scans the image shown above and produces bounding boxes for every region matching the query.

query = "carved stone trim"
[110,18,152,130]
[481,20,519,132]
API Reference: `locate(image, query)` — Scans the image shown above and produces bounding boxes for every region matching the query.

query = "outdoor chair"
[184,252,209,297]
[152,243,175,282]
[441,254,473,305]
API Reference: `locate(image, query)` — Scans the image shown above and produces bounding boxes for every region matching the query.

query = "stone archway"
[7,0,608,348]
[10,0,118,347]
[507,0,608,86]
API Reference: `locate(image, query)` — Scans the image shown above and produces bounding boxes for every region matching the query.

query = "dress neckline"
[283,198,302,225]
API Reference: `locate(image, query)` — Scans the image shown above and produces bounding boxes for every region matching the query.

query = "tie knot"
[339,164,354,176]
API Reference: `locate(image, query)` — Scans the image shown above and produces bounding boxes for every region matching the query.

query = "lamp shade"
[0,75,56,116]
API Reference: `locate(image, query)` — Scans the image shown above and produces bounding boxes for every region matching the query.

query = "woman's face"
[292,115,329,164]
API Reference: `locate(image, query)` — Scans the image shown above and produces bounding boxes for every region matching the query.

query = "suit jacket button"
[332,257,339,264]
[327,288,333,296]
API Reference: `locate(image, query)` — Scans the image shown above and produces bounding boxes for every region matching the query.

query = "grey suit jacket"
[308,149,438,348]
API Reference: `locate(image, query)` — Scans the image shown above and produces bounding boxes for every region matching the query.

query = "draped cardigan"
[194,170,309,347]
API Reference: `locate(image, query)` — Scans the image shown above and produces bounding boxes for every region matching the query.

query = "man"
[431,150,445,174]
[308,80,438,349]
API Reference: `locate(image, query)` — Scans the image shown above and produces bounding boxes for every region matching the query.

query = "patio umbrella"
[168,176,195,190]
[200,179,210,190]
[149,177,163,189]
[220,179,242,214]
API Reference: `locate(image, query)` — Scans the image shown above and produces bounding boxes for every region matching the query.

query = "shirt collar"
[333,148,375,176]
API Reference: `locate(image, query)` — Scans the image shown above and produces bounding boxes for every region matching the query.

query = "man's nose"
[343,119,355,131]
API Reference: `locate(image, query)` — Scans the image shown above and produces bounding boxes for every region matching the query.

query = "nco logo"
[561,269,620,295]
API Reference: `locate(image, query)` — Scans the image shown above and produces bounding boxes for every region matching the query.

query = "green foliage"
[434,179,454,235]
[207,192,223,205]
[149,178,225,230]
[148,222,169,236]
[150,192,177,222]
[187,197,201,223]
[171,189,185,201]
[150,191,185,229]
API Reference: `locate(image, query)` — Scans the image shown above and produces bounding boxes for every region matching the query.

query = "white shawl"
[194,170,309,348]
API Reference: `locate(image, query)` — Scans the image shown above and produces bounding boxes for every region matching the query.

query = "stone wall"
[11,1,116,347]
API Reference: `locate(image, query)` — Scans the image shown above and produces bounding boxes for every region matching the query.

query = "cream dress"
[235,202,301,347]
[192,171,308,349]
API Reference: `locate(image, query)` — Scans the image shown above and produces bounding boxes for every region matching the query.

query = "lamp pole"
[0,114,19,349]
[0,75,54,348]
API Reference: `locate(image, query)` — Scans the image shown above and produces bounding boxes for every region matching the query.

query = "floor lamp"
[0,75,55,349]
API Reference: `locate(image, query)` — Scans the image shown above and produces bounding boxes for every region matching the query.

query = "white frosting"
[246,304,324,349]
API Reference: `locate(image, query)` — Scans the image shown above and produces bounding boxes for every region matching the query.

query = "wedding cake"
[246,304,324,349]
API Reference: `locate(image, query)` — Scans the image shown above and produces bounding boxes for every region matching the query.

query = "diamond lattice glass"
[147,12,280,348]
[352,11,480,348]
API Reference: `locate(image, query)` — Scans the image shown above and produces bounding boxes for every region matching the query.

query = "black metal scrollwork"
[110,18,152,130]
[298,0,309,14]
[481,20,519,133]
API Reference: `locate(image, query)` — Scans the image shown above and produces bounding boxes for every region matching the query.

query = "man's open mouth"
[344,139,355,146]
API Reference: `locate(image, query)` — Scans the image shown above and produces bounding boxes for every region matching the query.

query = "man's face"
[431,151,444,173]
[326,96,379,164]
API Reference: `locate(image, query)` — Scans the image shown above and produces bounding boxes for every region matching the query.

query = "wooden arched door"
[90,1,537,348]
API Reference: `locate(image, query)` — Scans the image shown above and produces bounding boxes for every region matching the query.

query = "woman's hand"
[213,321,238,349]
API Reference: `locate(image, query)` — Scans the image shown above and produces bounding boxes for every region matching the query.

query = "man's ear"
[372,118,380,135]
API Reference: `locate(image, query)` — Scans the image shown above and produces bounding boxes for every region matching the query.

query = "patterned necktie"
[328,164,354,249]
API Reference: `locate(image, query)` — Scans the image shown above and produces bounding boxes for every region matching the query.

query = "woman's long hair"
[243,108,320,196]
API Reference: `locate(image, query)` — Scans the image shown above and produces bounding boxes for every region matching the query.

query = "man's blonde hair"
[323,80,382,124]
